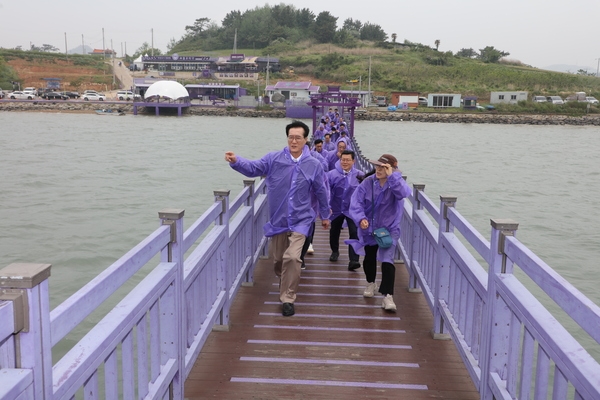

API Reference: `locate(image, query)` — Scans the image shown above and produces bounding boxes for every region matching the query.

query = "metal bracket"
[0,289,28,333]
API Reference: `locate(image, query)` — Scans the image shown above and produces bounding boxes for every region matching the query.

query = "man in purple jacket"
[348,154,411,312]
[327,150,364,270]
[225,120,331,316]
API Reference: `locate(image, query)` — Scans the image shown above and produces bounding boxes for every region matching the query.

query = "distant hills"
[67,45,94,55]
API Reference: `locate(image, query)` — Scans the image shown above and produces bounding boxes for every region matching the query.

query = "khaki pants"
[270,231,306,303]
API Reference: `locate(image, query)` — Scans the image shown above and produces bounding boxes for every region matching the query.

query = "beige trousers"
[270,231,306,303]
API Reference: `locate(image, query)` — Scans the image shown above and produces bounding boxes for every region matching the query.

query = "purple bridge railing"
[1,139,600,399]
[0,178,269,399]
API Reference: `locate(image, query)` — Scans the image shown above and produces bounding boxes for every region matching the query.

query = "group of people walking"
[224,120,410,317]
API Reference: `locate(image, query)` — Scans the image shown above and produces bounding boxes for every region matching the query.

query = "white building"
[490,91,528,104]
[428,93,461,108]
[265,81,320,102]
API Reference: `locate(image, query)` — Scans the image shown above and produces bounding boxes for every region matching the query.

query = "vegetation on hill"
[0,49,111,91]
[162,4,600,101]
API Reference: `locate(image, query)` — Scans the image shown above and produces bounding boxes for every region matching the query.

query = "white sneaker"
[307,244,314,254]
[382,294,397,312]
[363,282,377,298]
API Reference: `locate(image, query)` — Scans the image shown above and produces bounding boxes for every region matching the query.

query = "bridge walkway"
[185,225,479,399]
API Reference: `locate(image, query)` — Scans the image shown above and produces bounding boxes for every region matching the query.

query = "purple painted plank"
[269,292,382,298]
[230,377,428,390]
[263,301,380,308]
[104,350,118,400]
[83,369,98,400]
[272,283,365,289]
[259,312,400,321]
[240,356,419,368]
[254,325,405,333]
[247,339,411,349]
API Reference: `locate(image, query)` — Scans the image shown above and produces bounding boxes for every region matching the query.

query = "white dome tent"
[133,80,191,116]
[145,80,189,101]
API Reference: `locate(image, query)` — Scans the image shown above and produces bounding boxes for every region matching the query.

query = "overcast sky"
[1,0,599,71]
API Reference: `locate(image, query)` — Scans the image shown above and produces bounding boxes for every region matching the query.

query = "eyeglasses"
[288,135,305,142]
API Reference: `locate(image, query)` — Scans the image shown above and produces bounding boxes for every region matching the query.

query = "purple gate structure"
[1,135,599,399]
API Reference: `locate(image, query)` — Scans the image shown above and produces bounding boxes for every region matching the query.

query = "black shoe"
[282,302,295,316]
[329,252,339,261]
[348,261,361,271]
[301,261,306,270]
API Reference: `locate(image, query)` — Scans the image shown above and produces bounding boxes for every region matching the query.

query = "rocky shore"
[2,100,600,125]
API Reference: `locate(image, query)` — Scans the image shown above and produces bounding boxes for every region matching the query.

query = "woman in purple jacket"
[348,154,411,312]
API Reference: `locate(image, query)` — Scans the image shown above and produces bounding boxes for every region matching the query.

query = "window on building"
[499,95,505,100]
[511,95,517,100]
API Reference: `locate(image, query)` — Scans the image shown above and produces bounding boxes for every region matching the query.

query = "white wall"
[490,91,528,104]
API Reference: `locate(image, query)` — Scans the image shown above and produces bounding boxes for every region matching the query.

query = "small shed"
[428,93,461,108]
[490,91,528,104]
[391,91,419,108]
[463,96,477,109]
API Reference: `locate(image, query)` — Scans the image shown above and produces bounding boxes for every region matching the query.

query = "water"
[1,112,599,357]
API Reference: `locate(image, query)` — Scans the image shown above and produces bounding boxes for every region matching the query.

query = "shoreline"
[1,101,599,125]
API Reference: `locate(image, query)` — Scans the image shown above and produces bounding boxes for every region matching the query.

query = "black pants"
[363,244,395,295]
[329,214,359,262]
[300,221,315,262]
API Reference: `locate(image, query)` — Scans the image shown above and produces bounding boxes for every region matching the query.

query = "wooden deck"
[185,227,479,399]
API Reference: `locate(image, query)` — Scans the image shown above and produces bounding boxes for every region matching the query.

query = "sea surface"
[1,111,599,360]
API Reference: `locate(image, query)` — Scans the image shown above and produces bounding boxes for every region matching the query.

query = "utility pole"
[368,56,372,103]
[64,32,68,60]
[81,34,84,54]
[121,42,123,58]
[111,39,115,87]
[151,28,154,56]
[596,58,600,77]
[102,28,105,59]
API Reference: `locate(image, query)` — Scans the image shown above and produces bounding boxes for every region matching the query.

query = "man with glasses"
[327,150,364,270]
[224,120,331,316]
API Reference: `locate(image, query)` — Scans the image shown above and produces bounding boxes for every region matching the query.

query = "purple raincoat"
[230,145,330,237]
[327,162,364,220]
[346,172,411,263]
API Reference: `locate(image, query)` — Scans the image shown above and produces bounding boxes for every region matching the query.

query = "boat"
[95,108,125,116]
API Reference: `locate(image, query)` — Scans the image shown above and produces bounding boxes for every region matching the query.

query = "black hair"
[286,120,310,138]
[314,139,323,145]
[358,168,376,183]
[341,150,355,160]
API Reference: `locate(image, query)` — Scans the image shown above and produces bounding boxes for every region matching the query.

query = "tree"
[166,37,178,52]
[133,42,162,58]
[185,18,211,37]
[296,8,315,30]
[456,48,477,58]
[434,39,440,50]
[391,33,397,43]
[342,18,362,32]
[222,10,242,29]
[313,11,337,43]
[360,22,387,41]
[478,46,509,63]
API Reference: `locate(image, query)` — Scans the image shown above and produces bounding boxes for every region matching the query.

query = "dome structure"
[145,80,189,101]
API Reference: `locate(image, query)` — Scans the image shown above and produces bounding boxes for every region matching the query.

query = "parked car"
[375,96,387,107]
[63,91,80,99]
[418,97,428,106]
[82,92,106,101]
[585,96,599,104]
[83,90,99,95]
[41,92,69,100]
[23,87,37,96]
[546,96,564,105]
[116,90,141,101]
[0,89,4,99]
[9,91,35,100]
[532,96,547,103]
